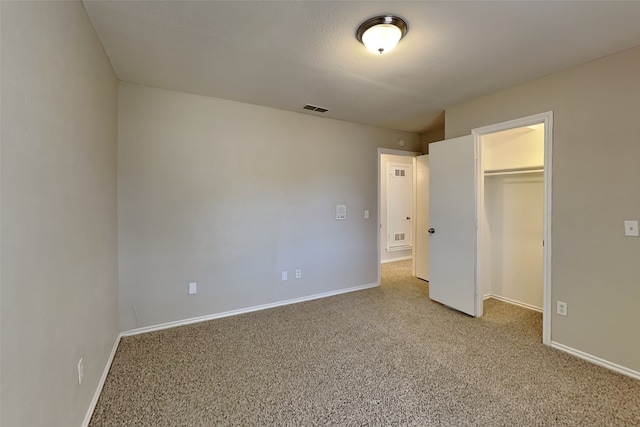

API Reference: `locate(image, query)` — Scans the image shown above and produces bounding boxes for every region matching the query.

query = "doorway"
[474,112,553,345]
[479,124,544,312]
[377,148,419,285]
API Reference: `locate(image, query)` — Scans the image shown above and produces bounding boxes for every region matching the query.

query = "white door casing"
[428,135,478,316]
[473,111,553,345]
[415,155,429,281]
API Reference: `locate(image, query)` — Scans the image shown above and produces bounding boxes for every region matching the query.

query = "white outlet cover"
[295,269,302,279]
[556,301,568,316]
[624,220,639,237]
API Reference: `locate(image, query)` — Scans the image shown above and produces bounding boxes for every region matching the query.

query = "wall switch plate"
[364,210,369,219]
[295,269,302,279]
[557,301,568,317]
[78,358,84,385]
[336,205,347,220]
[624,220,639,237]
[188,282,197,295]
[281,271,288,281]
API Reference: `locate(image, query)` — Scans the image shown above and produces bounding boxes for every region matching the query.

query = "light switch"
[336,205,347,220]
[364,210,369,219]
[188,282,197,295]
[624,220,639,237]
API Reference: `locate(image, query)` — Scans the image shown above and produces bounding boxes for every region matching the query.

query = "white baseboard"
[486,294,542,313]
[82,333,122,427]
[122,282,380,337]
[551,341,640,381]
[381,256,412,264]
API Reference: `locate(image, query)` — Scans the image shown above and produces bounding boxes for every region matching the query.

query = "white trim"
[122,282,379,337]
[82,334,122,427]
[551,341,640,381]
[385,245,412,252]
[381,255,412,264]
[487,294,542,313]
[378,148,421,157]
[412,156,417,277]
[472,111,553,345]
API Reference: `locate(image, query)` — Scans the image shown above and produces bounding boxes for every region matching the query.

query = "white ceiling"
[83,1,640,133]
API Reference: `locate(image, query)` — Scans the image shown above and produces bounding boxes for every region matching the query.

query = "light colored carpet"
[90,260,640,426]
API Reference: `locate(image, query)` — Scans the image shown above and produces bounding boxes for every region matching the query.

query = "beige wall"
[118,83,421,332]
[421,128,445,154]
[482,125,544,171]
[446,46,640,372]
[1,2,119,426]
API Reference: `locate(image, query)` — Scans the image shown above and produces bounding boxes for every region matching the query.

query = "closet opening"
[475,113,552,345]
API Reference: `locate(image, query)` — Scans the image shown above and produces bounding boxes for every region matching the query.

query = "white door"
[387,163,412,250]
[415,155,429,280]
[428,135,479,316]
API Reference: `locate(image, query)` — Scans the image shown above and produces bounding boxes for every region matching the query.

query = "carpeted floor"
[90,260,640,426]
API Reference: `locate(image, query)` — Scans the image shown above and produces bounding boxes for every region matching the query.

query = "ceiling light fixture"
[356,15,408,55]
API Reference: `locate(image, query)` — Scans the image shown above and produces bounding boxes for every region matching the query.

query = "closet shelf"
[484,166,544,176]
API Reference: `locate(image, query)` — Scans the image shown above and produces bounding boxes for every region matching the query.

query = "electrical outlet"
[188,282,197,295]
[624,220,639,237]
[295,269,302,279]
[556,301,568,317]
[78,358,84,385]
[281,271,288,281]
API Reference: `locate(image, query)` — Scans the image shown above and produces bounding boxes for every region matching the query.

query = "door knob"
[428,228,435,234]
[406,217,411,220]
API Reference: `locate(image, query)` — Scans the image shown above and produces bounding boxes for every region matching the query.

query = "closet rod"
[484,166,544,176]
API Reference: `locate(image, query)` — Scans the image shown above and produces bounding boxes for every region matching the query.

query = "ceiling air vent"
[303,104,330,113]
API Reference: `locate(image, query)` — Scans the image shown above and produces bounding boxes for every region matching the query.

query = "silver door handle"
[428,228,435,234]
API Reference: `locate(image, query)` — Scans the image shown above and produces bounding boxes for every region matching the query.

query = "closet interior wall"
[481,125,545,312]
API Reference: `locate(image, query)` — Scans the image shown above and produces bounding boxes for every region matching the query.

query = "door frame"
[414,154,430,281]
[472,111,553,345]
[377,148,420,286]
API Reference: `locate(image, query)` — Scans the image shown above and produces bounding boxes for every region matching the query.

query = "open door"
[428,135,479,316]
[415,154,429,280]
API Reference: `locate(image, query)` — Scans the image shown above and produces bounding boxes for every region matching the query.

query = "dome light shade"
[357,16,408,55]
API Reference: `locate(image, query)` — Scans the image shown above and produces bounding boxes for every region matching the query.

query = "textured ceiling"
[83,1,640,133]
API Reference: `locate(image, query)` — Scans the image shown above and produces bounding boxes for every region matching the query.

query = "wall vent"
[303,104,330,113]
